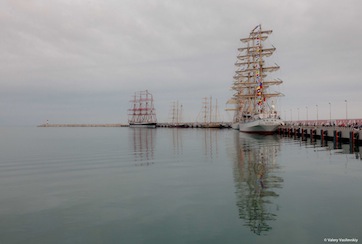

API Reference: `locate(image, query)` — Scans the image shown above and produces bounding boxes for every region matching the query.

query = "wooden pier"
[277,125,361,151]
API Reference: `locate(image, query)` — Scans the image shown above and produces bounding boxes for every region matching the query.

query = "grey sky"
[1,0,361,125]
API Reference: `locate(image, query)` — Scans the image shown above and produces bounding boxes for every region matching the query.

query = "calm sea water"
[0,127,361,244]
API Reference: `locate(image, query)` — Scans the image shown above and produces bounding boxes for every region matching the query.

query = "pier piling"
[278,125,362,150]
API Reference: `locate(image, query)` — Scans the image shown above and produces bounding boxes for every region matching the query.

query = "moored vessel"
[128,90,157,128]
[229,25,284,134]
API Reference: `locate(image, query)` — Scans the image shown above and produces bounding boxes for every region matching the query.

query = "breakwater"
[37,124,129,127]
[157,122,231,128]
[37,122,232,128]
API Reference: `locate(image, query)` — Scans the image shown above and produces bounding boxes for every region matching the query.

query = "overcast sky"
[1,0,361,125]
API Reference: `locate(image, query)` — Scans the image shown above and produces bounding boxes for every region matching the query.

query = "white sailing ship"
[128,90,157,128]
[229,25,284,134]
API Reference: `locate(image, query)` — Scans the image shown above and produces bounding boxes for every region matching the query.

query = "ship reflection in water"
[233,133,283,235]
[129,127,156,166]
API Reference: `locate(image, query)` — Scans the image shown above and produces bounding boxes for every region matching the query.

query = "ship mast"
[197,97,220,124]
[170,100,183,125]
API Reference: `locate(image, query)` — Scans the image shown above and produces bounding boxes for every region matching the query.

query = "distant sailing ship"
[228,25,284,134]
[128,90,157,128]
[169,100,185,127]
[197,96,222,128]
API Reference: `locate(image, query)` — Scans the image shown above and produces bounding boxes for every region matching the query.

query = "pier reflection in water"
[233,133,283,235]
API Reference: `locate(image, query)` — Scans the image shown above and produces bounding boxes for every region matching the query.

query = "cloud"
[1,0,362,125]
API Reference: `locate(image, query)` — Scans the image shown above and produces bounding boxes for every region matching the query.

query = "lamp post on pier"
[329,102,331,125]
[284,110,286,121]
[297,108,300,122]
[316,105,318,125]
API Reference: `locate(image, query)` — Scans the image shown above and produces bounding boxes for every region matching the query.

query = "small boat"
[229,25,284,134]
[128,90,157,128]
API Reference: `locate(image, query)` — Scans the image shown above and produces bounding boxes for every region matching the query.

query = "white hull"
[239,118,283,134]
[232,123,240,130]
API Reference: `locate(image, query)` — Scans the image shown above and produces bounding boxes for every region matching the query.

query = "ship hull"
[129,122,157,128]
[239,118,283,135]
[231,122,240,130]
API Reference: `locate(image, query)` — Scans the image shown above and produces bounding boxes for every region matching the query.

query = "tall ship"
[128,90,157,128]
[197,96,222,128]
[168,100,186,127]
[229,25,284,134]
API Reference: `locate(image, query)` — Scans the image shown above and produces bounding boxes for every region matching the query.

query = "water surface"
[0,127,361,243]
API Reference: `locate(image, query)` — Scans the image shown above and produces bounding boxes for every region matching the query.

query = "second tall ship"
[128,90,157,128]
[229,25,284,134]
